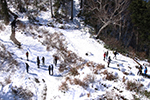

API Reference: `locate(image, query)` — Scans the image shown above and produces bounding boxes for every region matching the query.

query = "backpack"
[146,69,147,73]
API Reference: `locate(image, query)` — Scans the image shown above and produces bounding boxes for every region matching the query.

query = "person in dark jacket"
[53,56,58,66]
[26,51,29,61]
[106,51,109,59]
[42,57,45,65]
[48,64,54,75]
[113,51,118,59]
[25,63,29,73]
[37,56,40,68]
[107,56,111,67]
[137,65,143,75]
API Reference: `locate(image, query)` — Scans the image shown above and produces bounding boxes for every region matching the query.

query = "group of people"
[103,50,118,67]
[137,65,148,77]
[25,51,58,76]
[104,50,148,78]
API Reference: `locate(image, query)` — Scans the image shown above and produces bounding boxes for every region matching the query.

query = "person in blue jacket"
[144,67,147,77]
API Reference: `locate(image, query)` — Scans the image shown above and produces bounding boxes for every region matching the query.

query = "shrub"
[0,23,5,31]
[83,74,96,83]
[122,76,126,83]
[42,84,47,100]
[106,73,118,81]
[59,81,69,93]
[59,63,68,72]
[126,81,143,93]
[96,64,105,70]
[11,86,33,99]
[73,78,88,89]
[102,70,118,81]
[0,42,19,72]
[69,67,79,76]
[64,51,78,64]
[94,64,105,74]
[5,76,11,85]
[143,90,150,98]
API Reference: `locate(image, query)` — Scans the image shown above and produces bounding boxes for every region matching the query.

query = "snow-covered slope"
[0,19,150,100]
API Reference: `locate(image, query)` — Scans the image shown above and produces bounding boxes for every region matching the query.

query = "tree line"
[0,0,150,61]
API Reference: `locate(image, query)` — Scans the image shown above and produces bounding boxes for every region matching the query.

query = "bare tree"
[0,0,10,24]
[71,0,73,20]
[50,0,54,18]
[85,0,131,39]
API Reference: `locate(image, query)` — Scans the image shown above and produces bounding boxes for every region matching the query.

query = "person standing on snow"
[26,51,29,61]
[113,50,118,59]
[103,52,106,61]
[137,65,143,75]
[25,63,29,73]
[42,57,45,65]
[144,67,148,77]
[48,64,54,75]
[37,56,40,68]
[107,56,111,67]
[53,56,58,66]
[106,51,109,59]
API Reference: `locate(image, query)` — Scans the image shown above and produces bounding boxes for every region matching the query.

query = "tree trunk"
[71,0,73,20]
[135,32,139,51]
[119,15,122,40]
[96,21,111,39]
[10,28,21,47]
[0,0,10,24]
[125,31,133,49]
[80,0,83,9]
[50,0,54,18]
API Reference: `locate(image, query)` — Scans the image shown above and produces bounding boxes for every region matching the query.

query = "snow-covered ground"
[0,19,150,100]
[0,0,150,99]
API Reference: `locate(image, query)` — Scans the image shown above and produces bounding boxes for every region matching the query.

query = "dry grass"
[69,67,79,76]
[59,63,68,72]
[0,42,19,72]
[83,74,96,84]
[5,76,12,85]
[104,90,127,100]
[59,81,69,93]
[122,76,126,83]
[96,64,105,70]
[73,78,88,89]
[0,23,5,31]
[102,70,118,81]
[11,86,33,99]
[126,80,143,92]
[17,20,26,30]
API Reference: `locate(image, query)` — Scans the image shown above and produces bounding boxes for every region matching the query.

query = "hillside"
[0,15,150,99]
[0,1,150,100]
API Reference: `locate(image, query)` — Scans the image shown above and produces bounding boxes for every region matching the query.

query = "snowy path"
[0,27,65,100]
[0,25,150,100]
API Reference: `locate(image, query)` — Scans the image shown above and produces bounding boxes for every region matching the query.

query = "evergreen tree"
[129,0,150,58]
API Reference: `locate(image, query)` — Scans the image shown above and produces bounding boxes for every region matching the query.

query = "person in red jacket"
[103,52,106,61]
[26,51,29,61]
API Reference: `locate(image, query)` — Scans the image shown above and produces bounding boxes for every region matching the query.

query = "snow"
[0,20,150,99]
[0,0,150,100]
